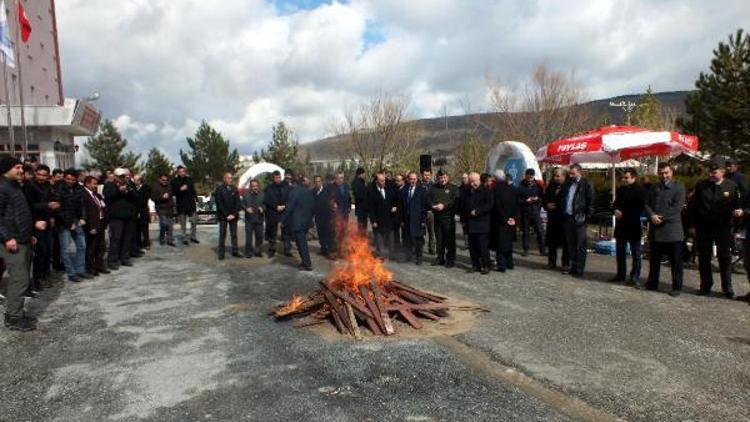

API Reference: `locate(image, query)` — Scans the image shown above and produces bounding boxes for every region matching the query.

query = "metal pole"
[2,52,13,157]
[13,0,26,159]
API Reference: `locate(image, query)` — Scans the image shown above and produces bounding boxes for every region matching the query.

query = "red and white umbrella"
[535,125,699,165]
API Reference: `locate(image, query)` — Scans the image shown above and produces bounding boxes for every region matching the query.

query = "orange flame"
[278,295,304,314]
[327,220,392,292]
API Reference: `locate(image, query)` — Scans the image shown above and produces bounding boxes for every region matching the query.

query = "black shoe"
[445,262,455,268]
[431,260,445,266]
[724,291,736,300]
[121,260,133,267]
[267,250,276,258]
[244,253,253,259]
[608,276,625,283]
[231,252,242,258]
[738,293,750,302]
[78,273,94,280]
[540,249,547,256]
[480,267,490,275]
[255,252,263,257]
[496,266,506,273]
[190,238,200,244]
[68,275,82,283]
[298,264,313,271]
[218,255,225,260]
[99,269,111,274]
[415,259,422,266]
[696,290,711,296]
[4,315,35,332]
[669,290,681,297]
[283,251,293,257]
[183,240,190,245]
[167,242,176,247]
[108,264,120,271]
[130,251,145,258]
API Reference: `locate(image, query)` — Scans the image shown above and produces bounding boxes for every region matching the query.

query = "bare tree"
[333,93,421,176]
[487,64,594,150]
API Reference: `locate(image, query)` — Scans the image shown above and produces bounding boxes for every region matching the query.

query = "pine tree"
[632,87,663,130]
[680,29,750,165]
[180,121,239,188]
[83,119,141,171]
[255,121,306,175]
[142,148,173,186]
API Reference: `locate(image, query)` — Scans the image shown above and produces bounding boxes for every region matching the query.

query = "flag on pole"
[17,1,29,42]
[0,0,15,67]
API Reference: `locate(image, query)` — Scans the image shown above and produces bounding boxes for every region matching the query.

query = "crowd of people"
[2,154,749,333]
[214,159,750,303]
[0,158,201,332]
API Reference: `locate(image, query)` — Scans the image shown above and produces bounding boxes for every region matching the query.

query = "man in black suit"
[368,171,397,259]
[689,161,742,298]
[312,175,334,258]
[282,176,315,271]
[171,166,199,245]
[351,167,368,233]
[214,172,242,260]
[543,168,568,270]
[611,168,646,285]
[493,175,520,272]
[264,171,292,257]
[133,175,152,252]
[401,172,431,265]
[464,172,493,274]
[561,163,596,278]
[82,176,108,276]
[392,174,407,258]
[645,162,686,296]
[104,168,138,270]
[518,169,545,256]
[241,179,264,258]
[429,171,458,267]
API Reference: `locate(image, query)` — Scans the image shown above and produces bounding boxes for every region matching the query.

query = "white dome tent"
[485,141,542,185]
[238,163,285,188]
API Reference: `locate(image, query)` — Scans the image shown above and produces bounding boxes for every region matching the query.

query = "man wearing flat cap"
[0,156,36,331]
[688,160,743,298]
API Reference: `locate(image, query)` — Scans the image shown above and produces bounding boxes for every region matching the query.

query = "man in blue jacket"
[401,172,431,265]
[282,176,315,271]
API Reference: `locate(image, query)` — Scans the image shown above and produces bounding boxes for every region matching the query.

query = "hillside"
[301,91,691,161]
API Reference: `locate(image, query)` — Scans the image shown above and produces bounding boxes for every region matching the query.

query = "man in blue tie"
[401,172,431,265]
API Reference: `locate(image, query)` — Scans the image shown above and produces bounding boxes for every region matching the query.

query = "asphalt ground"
[1,224,749,422]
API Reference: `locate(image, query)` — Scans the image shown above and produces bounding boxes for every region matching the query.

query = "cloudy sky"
[57,0,749,161]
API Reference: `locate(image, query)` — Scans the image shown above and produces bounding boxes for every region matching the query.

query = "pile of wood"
[272,280,451,339]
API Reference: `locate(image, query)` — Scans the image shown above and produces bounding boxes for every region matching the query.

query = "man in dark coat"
[23,165,59,290]
[457,173,471,250]
[133,175,152,251]
[543,168,568,270]
[493,176,520,272]
[645,162,686,295]
[518,169,545,256]
[391,174,407,258]
[401,172,431,265]
[332,171,351,222]
[214,172,242,259]
[725,158,748,199]
[368,171,397,259]
[55,168,88,282]
[263,171,292,258]
[242,179,264,258]
[464,172,493,274]
[561,163,596,278]
[82,176,108,276]
[0,157,36,331]
[282,176,315,271]
[611,168,646,285]
[351,167,368,232]
[152,174,175,246]
[429,171,458,267]
[689,162,742,298]
[171,165,199,245]
[311,175,334,258]
[104,168,138,270]
[421,169,436,255]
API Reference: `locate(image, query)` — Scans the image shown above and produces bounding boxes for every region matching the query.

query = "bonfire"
[271,225,451,339]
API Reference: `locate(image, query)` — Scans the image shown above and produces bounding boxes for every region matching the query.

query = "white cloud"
[58,0,750,161]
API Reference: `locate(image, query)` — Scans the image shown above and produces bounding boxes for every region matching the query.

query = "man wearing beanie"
[0,156,36,331]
